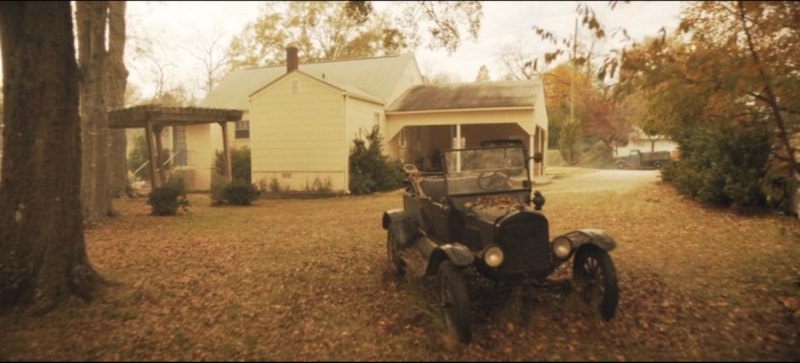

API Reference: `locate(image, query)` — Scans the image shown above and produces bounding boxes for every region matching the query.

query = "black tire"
[653,161,663,169]
[573,246,619,320]
[615,161,626,170]
[387,229,406,278]
[438,260,471,344]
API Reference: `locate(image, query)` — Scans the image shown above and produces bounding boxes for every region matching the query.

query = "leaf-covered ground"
[1,168,798,361]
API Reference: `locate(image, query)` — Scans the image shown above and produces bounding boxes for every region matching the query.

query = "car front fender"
[559,228,617,252]
[425,243,475,276]
[383,208,418,249]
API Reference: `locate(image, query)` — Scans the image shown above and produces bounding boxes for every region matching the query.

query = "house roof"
[385,79,541,113]
[249,70,384,105]
[200,53,418,110]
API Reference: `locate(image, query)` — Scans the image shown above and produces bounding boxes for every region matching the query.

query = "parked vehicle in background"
[614,149,671,169]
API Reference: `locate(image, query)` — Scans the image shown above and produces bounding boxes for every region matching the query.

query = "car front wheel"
[615,161,627,169]
[438,260,471,344]
[573,246,619,320]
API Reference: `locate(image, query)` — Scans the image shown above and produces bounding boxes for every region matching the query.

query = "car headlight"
[552,236,573,259]
[483,245,504,268]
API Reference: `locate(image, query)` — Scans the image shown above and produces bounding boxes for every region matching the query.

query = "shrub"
[349,125,404,195]
[268,175,281,192]
[580,140,615,168]
[148,178,189,216]
[214,146,251,183]
[226,180,260,205]
[661,120,770,208]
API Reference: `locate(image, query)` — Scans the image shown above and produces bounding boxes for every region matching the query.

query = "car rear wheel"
[573,246,619,320]
[387,230,406,278]
[438,260,471,344]
[615,161,626,169]
[654,161,663,169]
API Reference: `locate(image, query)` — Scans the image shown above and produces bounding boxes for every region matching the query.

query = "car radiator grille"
[498,215,550,275]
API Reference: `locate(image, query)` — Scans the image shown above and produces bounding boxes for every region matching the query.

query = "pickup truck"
[614,149,671,169]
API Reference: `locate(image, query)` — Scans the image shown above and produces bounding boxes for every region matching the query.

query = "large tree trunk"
[78,1,113,222]
[106,1,130,198]
[0,2,103,314]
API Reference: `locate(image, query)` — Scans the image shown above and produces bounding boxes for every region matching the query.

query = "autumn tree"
[618,2,799,210]
[182,30,231,95]
[228,1,482,68]
[0,2,103,313]
[228,1,405,67]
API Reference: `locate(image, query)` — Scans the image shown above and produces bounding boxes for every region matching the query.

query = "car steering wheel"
[477,170,510,190]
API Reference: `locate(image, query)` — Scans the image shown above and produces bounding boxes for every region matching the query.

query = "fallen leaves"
[0,168,797,361]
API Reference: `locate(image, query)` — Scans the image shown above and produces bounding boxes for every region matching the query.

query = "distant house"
[177,47,548,192]
[615,126,679,158]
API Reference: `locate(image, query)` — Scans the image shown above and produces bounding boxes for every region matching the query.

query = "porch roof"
[386,79,540,113]
[108,104,243,129]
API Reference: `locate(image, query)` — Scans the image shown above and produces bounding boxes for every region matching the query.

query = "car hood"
[465,195,526,224]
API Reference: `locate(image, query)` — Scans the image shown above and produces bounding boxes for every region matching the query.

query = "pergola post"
[145,120,160,188]
[154,125,166,185]
[219,121,232,183]
[455,123,462,172]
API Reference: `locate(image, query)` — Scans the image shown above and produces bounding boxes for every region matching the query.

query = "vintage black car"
[382,144,619,344]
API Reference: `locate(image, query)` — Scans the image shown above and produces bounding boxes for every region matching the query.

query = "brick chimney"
[286,45,298,73]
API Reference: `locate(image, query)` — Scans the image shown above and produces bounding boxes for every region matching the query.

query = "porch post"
[529,134,535,181]
[220,121,232,183]
[542,129,547,176]
[153,125,166,185]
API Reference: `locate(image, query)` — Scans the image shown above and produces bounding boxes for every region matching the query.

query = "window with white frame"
[235,120,250,139]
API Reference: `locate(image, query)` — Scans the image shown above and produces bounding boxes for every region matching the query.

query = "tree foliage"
[227,1,482,68]
[227,1,406,68]
[617,1,799,210]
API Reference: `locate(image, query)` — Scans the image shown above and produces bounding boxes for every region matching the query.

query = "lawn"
[0,169,798,361]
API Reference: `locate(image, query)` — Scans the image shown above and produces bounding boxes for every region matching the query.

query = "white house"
[177,47,549,193]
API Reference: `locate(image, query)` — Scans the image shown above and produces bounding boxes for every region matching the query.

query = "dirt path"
[0,169,797,361]
[539,167,661,195]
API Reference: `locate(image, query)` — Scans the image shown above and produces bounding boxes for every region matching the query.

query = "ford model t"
[381,143,619,344]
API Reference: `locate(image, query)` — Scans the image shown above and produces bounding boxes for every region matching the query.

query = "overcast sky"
[125,1,683,102]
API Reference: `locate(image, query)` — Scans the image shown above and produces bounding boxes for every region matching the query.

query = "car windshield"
[443,146,529,195]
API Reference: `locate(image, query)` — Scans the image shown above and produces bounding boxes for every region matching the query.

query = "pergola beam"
[107,104,243,188]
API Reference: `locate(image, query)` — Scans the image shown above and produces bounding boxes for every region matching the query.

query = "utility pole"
[570,15,578,124]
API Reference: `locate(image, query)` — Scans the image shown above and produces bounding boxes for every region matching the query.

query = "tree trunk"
[107,1,130,198]
[77,1,113,222]
[0,1,103,314]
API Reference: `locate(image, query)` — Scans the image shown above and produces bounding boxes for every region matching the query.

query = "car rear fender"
[425,243,475,276]
[560,229,617,252]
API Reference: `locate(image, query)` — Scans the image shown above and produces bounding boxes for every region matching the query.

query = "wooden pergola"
[109,104,243,189]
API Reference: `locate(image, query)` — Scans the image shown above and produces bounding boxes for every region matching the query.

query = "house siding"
[345,98,385,147]
[249,73,347,192]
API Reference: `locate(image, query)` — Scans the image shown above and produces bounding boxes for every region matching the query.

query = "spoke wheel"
[438,260,471,344]
[573,246,619,320]
[386,229,406,278]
